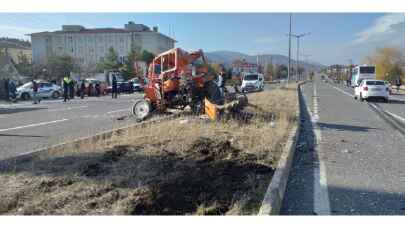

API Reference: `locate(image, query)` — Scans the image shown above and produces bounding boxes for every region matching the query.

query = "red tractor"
[132,48,247,121]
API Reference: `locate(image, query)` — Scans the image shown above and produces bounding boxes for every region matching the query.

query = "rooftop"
[29,22,176,42]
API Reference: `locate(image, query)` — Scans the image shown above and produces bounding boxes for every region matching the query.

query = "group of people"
[62,77,105,102]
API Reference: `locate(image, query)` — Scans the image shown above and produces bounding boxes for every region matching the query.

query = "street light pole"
[290,32,310,81]
[301,53,312,80]
[287,13,292,87]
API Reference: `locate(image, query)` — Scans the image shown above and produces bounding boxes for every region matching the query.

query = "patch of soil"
[1,137,274,215]
[117,137,274,215]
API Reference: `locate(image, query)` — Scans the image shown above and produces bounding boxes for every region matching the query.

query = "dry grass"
[0,84,298,215]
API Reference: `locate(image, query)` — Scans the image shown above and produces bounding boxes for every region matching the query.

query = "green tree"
[15,52,32,76]
[140,50,155,65]
[47,54,78,81]
[276,64,288,79]
[121,46,141,80]
[98,47,121,71]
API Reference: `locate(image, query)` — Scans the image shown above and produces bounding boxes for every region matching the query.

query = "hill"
[205,50,324,72]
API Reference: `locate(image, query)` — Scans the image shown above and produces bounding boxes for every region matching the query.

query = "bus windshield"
[360,66,375,74]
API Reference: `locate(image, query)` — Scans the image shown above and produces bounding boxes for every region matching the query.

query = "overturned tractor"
[132,48,247,121]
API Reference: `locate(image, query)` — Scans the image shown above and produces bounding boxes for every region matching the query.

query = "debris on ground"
[0,86,298,215]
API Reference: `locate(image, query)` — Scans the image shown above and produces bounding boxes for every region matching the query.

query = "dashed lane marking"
[107,109,130,114]
[0,119,69,132]
[47,106,88,112]
[311,82,331,215]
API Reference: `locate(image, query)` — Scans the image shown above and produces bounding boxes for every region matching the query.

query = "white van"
[241,73,264,92]
[351,65,376,87]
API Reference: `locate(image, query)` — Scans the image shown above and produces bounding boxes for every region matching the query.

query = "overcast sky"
[0,13,403,65]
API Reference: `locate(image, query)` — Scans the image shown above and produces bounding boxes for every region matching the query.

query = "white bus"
[351,65,376,87]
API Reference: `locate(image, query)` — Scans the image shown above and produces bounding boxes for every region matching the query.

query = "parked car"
[128,78,144,92]
[16,80,62,100]
[354,79,389,102]
[107,81,134,94]
[240,73,264,92]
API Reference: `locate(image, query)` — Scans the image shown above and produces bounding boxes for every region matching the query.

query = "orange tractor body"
[132,48,247,120]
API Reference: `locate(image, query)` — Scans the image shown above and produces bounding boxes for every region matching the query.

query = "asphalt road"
[0,93,143,160]
[281,75,405,215]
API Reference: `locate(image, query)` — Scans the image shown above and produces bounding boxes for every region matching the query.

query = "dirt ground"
[0,85,298,215]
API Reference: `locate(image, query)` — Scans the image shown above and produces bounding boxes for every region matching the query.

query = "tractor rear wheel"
[132,99,152,121]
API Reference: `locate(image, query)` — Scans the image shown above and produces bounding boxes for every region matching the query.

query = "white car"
[240,73,264,92]
[16,81,62,100]
[354,79,389,102]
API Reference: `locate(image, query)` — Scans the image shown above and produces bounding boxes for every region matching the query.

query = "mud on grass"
[0,87,297,215]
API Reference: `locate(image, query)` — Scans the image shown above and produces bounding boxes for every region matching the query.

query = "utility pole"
[287,13,292,87]
[301,53,312,80]
[290,32,310,81]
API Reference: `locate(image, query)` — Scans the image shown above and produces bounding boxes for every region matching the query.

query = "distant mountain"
[205,50,324,72]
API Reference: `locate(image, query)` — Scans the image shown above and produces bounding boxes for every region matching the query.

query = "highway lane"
[328,81,405,123]
[0,94,142,160]
[282,76,405,215]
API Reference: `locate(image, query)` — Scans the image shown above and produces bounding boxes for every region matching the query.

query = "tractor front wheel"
[132,99,152,121]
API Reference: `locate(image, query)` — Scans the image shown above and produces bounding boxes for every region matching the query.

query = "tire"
[132,99,151,121]
[21,92,30,100]
[360,93,364,102]
[384,98,389,103]
[51,91,60,99]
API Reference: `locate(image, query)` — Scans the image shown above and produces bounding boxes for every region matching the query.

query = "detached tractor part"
[132,99,152,121]
[204,94,248,120]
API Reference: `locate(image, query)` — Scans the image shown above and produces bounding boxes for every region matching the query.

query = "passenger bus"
[351,65,376,87]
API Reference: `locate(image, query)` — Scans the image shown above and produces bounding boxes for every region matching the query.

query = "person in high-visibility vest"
[63,76,71,102]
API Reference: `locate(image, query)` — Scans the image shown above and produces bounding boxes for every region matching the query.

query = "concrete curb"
[258,82,304,215]
[0,112,185,166]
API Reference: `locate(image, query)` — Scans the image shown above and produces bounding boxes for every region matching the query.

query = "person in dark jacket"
[95,83,101,97]
[80,80,86,99]
[8,80,17,103]
[69,80,75,99]
[395,77,402,93]
[88,83,93,97]
[32,80,40,104]
[4,79,10,101]
[112,75,118,99]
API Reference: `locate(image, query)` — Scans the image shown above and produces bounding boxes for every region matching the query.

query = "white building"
[30,22,176,67]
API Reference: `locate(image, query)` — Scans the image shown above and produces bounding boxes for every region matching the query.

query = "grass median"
[0,83,298,215]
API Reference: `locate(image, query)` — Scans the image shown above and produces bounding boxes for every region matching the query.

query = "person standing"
[395,77,402,93]
[80,80,86,99]
[63,76,71,102]
[112,75,118,99]
[9,80,17,103]
[217,72,224,96]
[32,80,40,104]
[4,78,10,101]
[95,83,101,97]
[69,79,75,99]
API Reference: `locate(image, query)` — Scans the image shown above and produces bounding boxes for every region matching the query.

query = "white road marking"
[47,105,88,112]
[329,83,405,124]
[384,110,405,123]
[0,118,69,132]
[391,96,405,102]
[329,84,354,98]
[311,83,331,215]
[107,109,130,114]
